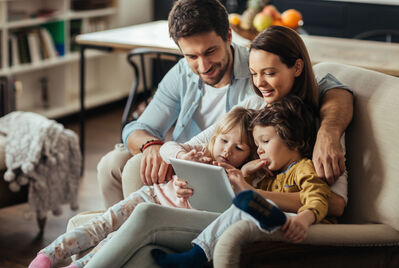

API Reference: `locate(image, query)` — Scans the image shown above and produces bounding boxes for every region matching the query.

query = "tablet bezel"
[169,158,235,213]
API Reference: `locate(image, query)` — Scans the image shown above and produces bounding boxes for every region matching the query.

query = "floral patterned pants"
[40,185,162,268]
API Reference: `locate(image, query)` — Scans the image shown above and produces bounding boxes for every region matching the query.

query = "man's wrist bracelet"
[140,139,164,152]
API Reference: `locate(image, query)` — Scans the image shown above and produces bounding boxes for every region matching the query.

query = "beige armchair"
[69,62,399,268]
[213,62,399,267]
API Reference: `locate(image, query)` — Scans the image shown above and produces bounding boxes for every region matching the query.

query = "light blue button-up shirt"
[122,43,256,149]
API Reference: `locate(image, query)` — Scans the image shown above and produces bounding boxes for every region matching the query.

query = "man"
[97,0,353,216]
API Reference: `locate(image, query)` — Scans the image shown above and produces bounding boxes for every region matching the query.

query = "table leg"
[80,45,86,174]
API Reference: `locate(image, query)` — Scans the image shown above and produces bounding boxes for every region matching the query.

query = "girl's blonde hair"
[250,26,319,112]
[207,107,258,164]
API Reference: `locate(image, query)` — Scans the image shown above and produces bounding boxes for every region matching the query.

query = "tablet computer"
[169,158,235,213]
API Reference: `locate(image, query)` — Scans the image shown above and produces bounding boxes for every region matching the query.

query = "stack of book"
[8,21,63,67]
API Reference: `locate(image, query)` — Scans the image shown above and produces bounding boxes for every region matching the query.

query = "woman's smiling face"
[249,49,301,104]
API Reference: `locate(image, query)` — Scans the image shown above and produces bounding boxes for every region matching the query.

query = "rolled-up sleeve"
[122,62,183,150]
[317,73,353,101]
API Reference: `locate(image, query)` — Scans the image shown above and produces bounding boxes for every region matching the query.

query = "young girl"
[152,95,334,267]
[28,107,257,268]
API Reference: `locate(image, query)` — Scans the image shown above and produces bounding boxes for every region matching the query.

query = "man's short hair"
[168,0,229,44]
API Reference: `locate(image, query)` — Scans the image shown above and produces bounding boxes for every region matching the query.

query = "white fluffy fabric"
[0,112,81,219]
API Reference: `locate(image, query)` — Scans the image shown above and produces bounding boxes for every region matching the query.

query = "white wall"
[117,0,154,27]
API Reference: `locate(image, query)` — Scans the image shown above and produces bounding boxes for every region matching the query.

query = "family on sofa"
[29,0,361,267]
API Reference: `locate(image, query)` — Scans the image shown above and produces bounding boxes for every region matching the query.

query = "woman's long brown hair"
[250,26,319,112]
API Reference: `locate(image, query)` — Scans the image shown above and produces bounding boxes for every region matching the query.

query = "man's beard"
[202,47,231,86]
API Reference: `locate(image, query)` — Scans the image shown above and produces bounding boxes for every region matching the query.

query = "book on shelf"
[16,31,31,64]
[27,30,42,63]
[7,27,59,67]
[39,27,58,59]
[9,34,21,66]
[41,21,65,57]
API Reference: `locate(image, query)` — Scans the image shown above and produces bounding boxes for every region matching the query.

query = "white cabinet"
[0,0,147,118]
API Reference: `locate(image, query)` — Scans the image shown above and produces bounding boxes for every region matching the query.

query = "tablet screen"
[170,158,235,213]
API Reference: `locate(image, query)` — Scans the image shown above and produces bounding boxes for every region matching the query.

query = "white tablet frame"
[170,158,235,213]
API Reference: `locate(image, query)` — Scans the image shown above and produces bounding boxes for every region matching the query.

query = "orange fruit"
[228,13,241,26]
[271,19,284,26]
[281,9,302,29]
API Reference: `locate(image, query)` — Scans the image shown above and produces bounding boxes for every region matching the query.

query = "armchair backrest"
[313,62,399,231]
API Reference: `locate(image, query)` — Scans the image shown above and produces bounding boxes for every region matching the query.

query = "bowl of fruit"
[229,1,303,41]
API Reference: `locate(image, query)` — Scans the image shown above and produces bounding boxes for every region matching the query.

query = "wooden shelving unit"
[0,0,133,118]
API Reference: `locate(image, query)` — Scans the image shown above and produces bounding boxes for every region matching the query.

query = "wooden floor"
[0,102,124,267]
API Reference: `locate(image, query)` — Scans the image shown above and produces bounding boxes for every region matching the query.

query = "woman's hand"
[241,159,273,177]
[177,148,212,164]
[280,210,315,243]
[173,177,193,201]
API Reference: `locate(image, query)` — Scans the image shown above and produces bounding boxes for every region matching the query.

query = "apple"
[262,5,281,21]
[253,12,273,32]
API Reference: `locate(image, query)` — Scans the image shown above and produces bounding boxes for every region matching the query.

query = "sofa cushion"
[313,62,399,231]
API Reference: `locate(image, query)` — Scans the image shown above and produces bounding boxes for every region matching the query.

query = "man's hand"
[140,145,171,185]
[312,128,345,185]
[316,88,353,184]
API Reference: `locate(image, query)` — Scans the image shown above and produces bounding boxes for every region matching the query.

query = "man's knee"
[97,144,132,207]
[97,144,131,186]
[121,153,144,197]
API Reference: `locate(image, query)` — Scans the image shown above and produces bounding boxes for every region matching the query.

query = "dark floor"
[0,102,124,268]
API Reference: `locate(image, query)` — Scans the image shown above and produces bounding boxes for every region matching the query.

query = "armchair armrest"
[213,220,399,268]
